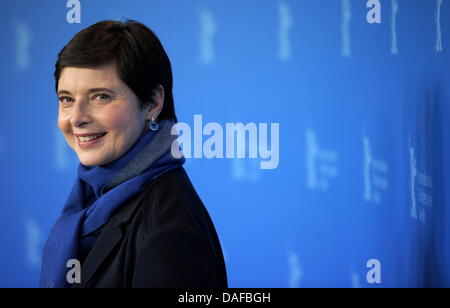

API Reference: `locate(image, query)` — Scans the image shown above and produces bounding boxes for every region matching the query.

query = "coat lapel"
[73,189,147,288]
[75,218,123,288]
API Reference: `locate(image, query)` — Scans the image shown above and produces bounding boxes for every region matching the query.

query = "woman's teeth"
[78,133,106,142]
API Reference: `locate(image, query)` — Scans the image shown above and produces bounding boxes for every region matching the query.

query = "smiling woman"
[39,19,228,288]
[56,63,156,166]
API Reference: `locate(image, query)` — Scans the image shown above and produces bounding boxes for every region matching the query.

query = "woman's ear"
[148,85,165,121]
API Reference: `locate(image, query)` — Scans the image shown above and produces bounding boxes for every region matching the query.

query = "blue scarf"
[39,119,185,288]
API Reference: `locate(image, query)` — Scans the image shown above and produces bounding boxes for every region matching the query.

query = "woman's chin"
[79,152,120,167]
[78,155,106,167]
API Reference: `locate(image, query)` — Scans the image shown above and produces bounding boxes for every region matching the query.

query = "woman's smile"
[75,132,108,149]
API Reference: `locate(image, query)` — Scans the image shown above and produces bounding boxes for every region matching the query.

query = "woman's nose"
[70,100,92,127]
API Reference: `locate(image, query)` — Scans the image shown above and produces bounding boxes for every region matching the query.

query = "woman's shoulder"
[133,166,212,238]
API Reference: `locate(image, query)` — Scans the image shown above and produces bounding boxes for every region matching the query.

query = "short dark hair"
[54,19,177,122]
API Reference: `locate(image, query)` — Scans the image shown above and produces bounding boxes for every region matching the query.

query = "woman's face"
[57,62,149,166]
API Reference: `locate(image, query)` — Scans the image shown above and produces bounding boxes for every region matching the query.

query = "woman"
[39,19,228,288]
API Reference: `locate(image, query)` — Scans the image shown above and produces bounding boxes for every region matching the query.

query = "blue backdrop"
[0,0,449,288]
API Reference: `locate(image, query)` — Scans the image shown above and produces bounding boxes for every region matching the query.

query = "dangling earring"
[149,116,159,131]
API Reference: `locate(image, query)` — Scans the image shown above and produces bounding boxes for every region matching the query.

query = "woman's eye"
[92,93,111,102]
[59,96,73,104]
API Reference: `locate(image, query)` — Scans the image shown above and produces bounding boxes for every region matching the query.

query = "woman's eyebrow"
[57,88,116,96]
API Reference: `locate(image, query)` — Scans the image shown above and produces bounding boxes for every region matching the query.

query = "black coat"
[73,166,228,288]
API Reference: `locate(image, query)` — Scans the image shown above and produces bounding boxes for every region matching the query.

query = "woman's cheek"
[101,107,135,132]
[57,115,70,135]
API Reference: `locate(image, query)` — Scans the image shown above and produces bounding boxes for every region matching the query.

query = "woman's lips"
[77,133,107,149]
